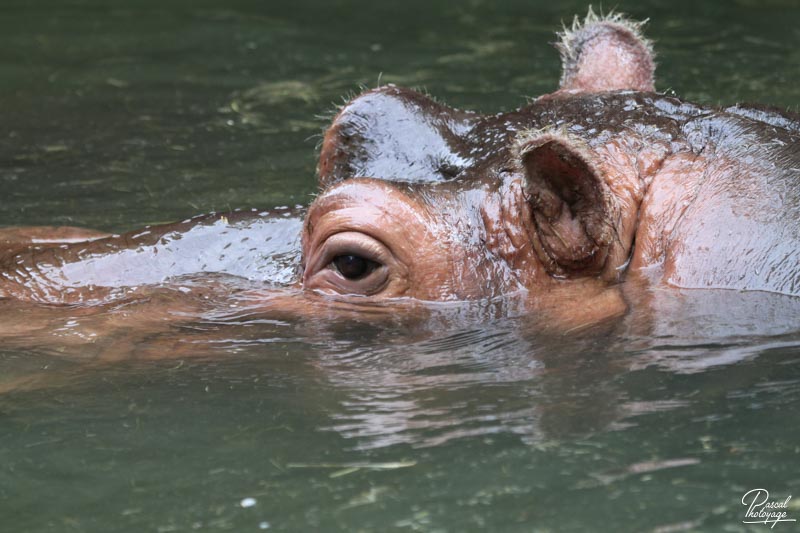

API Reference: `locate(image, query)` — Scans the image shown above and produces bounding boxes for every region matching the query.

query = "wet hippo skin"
[1,11,798,322]
[312,13,799,300]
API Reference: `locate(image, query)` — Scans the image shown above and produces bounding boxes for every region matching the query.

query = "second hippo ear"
[556,10,655,93]
[519,133,615,276]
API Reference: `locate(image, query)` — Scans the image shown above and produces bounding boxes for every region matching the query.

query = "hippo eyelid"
[320,232,387,268]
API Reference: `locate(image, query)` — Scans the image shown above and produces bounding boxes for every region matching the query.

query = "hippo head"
[302,12,656,303]
[304,123,626,302]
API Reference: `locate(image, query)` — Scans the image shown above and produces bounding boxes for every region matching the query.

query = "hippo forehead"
[318,85,706,191]
[318,85,527,187]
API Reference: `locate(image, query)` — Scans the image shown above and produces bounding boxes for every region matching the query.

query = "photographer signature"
[742,489,796,528]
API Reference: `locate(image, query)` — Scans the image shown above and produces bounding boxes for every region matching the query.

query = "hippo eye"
[333,254,379,280]
[304,231,394,297]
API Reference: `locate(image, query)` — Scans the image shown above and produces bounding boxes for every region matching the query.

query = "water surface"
[1,0,799,531]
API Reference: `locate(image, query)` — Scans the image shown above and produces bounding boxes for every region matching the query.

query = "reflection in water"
[17,281,780,452]
[1,277,799,531]
[622,276,800,373]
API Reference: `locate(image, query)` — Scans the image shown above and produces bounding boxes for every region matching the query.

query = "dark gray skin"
[0,12,798,324]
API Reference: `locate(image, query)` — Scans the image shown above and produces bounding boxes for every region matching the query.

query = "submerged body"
[0,12,798,325]
[0,209,301,304]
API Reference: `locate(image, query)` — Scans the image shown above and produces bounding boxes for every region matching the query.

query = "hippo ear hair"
[555,7,655,93]
[517,129,616,276]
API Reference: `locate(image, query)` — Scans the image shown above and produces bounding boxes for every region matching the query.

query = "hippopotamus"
[1,12,798,327]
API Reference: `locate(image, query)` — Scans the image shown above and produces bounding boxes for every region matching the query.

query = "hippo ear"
[519,133,615,276]
[555,9,655,93]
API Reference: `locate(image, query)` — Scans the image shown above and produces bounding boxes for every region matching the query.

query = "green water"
[2,1,800,531]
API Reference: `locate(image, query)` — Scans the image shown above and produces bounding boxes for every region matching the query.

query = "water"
[2,0,800,531]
